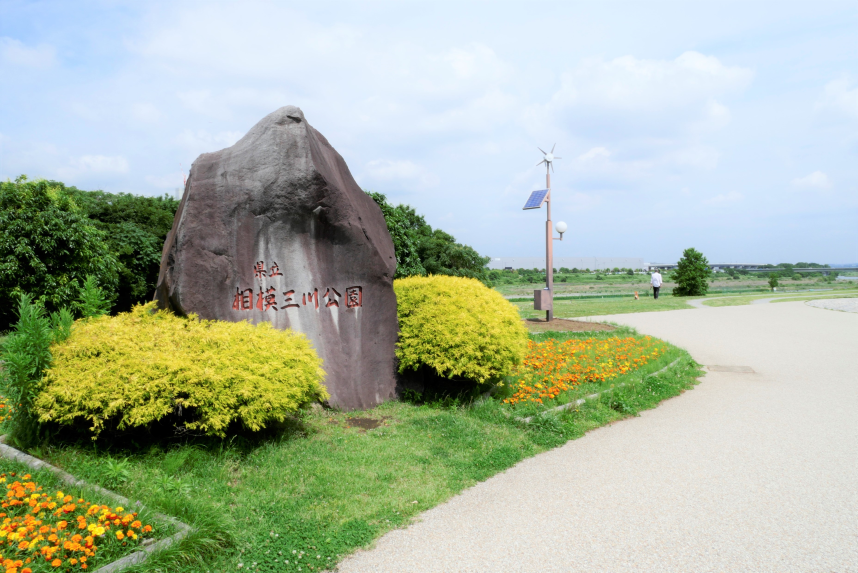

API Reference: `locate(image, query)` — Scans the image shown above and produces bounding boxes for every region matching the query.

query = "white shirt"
[651,272,663,287]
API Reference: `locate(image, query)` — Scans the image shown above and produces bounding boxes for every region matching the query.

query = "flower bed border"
[0,438,191,573]
[518,357,682,423]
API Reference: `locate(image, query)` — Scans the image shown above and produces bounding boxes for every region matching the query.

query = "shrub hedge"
[35,303,327,438]
[393,275,528,383]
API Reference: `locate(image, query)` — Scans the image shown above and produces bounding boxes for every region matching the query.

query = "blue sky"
[1,1,856,264]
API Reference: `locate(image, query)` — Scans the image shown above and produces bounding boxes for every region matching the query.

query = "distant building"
[487,257,645,271]
[647,263,766,271]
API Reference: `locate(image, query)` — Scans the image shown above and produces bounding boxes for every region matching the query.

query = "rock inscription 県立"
[154,106,398,410]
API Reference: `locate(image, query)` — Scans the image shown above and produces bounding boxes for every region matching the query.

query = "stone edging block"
[0,439,192,573]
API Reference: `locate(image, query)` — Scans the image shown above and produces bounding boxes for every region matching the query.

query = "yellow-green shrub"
[394,275,528,383]
[35,303,327,438]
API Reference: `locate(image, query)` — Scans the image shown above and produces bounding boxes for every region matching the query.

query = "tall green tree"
[367,191,490,283]
[67,188,179,312]
[672,247,712,296]
[0,176,118,330]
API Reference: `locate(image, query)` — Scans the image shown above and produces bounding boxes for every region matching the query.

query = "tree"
[67,187,179,312]
[768,274,779,290]
[672,247,712,296]
[365,191,426,278]
[366,191,490,283]
[0,176,118,330]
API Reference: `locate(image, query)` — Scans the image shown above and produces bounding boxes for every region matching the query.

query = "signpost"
[523,146,566,321]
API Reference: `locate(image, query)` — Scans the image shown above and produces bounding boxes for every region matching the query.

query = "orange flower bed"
[504,336,668,406]
[0,473,154,573]
[0,398,13,424]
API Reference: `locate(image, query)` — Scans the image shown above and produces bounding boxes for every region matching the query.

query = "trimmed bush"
[35,303,327,438]
[394,275,528,383]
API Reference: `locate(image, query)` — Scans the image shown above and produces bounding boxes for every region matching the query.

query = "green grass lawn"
[771,292,858,304]
[22,329,701,573]
[514,295,696,318]
[701,290,858,307]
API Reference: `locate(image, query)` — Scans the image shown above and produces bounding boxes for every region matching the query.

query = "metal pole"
[546,167,553,322]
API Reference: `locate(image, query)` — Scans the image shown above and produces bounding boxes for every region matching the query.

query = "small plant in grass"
[102,458,132,488]
[0,294,73,445]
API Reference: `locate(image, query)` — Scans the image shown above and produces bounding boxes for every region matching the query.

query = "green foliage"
[0,293,73,444]
[366,191,490,283]
[394,275,528,383]
[35,303,328,438]
[672,247,712,296]
[67,187,179,313]
[0,176,119,330]
[77,275,112,318]
[364,191,426,278]
[768,275,779,289]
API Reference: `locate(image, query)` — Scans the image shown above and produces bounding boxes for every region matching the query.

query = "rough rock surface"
[155,106,398,410]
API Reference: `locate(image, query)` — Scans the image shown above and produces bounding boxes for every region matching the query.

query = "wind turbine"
[522,145,566,322]
[536,144,561,172]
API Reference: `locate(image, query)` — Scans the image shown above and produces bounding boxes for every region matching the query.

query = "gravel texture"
[333,301,858,573]
[807,298,858,313]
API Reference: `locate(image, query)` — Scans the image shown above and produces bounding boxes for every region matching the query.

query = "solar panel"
[523,189,549,210]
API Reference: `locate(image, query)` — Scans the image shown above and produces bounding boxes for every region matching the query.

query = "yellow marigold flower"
[92,527,104,537]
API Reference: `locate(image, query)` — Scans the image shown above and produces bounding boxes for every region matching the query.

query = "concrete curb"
[0,440,192,573]
[518,357,682,424]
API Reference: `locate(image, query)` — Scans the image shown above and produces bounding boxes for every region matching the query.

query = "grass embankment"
[27,328,700,573]
[515,296,695,319]
[701,290,858,307]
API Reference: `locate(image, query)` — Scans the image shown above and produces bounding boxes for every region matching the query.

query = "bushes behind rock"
[394,275,528,384]
[35,303,327,438]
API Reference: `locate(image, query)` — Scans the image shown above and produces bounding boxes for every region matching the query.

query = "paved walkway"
[335,302,858,572]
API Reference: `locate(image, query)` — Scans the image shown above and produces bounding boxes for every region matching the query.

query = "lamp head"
[555,221,568,235]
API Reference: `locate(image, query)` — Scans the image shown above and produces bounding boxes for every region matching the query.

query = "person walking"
[651,269,663,299]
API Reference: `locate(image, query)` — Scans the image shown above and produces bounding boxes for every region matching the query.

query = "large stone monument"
[155,106,398,410]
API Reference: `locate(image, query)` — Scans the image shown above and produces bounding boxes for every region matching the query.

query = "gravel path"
[333,302,858,572]
[807,298,858,313]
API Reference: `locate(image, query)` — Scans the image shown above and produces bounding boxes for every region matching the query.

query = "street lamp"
[523,145,566,322]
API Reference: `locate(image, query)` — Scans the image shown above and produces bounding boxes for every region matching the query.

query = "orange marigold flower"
[56,521,67,530]
[51,559,61,567]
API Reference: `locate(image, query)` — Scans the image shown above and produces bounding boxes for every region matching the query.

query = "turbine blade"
[554,156,562,160]
[537,147,547,155]
[536,160,545,167]
[550,162,555,173]
[551,143,556,153]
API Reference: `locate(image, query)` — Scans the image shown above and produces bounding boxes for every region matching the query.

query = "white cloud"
[538,51,751,111]
[69,155,129,174]
[566,191,601,212]
[577,147,611,162]
[131,103,162,123]
[668,145,720,169]
[362,159,439,188]
[815,76,858,120]
[792,171,831,189]
[703,191,743,205]
[174,129,243,153]
[0,37,56,67]
[145,172,185,189]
